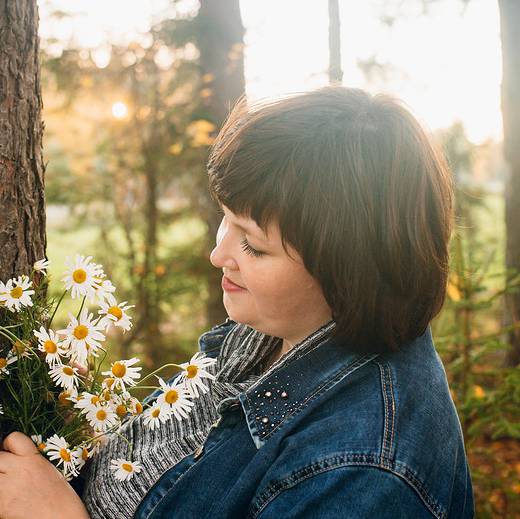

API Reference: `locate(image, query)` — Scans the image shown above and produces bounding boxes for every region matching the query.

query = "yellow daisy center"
[96,409,107,421]
[165,390,178,404]
[73,325,89,340]
[13,341,26,354]
[152,408,161,418]
[38,442,46,451]
[63,366,74,376]
[82,448,89,460]
[104,377,115,389]
[72,269,87,283]
[103,390,111,401]
[10,286,23,299]
[60,448,71,462]
[111,362,126,378]
[186,365,198,378]
[0,358,7,369]
[90,395,100,404]
[108,306,123,320]
[135,402,143,414]
[122,463,134,473]
[44,340,57,353]
[116,404,127,417]
[58,391,72,406]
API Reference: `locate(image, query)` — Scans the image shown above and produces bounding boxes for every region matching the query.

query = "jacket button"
[281,391,288,399]
[261,417,269,424]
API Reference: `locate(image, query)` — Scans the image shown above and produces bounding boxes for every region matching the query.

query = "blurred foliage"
[431,125,520,518]
[41,2,218,377]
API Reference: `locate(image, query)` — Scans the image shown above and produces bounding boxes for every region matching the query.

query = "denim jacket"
[134,319,474,519]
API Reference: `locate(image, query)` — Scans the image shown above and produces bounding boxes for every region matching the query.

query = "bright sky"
[38,0,502,144]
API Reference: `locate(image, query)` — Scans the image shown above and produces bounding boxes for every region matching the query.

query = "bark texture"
[0,0,46,281]
[499,0,520,366]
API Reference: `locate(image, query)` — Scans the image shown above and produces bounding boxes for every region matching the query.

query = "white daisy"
[101,357,141,392]
[156,377,194,421]
[0,275,35,312]
[49,364,80,391]
[85,403,119,432]
[33,258,50,275]
[110,459,142,481]
[61,254,104,301]
[101,377,116,391]
[30,434,47,452]
[0,351,18,375]
[128,396,144,415]
[57,308,106,365]
[93,275,116,301]
[33,326,68,366]
[74,391,103,415]
[45,434,80,479]
[57,387,79,406]
[11,340,31,358]
[177,352,217,398]
[71,444,93,471]
[98,294,134,332]
[143,402,172,430]
[111,392,131,419]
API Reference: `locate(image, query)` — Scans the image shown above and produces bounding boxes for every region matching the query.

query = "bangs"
[207,97,304,252]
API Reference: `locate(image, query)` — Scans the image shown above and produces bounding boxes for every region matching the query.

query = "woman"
[0,86,474,518]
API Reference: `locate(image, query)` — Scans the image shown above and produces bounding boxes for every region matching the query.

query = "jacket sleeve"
[254,465,436,519]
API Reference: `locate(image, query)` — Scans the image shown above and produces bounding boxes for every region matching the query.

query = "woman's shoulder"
[259,328,472,518]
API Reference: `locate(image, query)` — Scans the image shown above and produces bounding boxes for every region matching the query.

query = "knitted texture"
[82,320,335,518]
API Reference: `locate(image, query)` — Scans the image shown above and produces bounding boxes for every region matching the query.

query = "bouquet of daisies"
[0,255,216,482]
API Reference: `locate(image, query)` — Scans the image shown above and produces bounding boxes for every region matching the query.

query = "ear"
[2,432,39,456]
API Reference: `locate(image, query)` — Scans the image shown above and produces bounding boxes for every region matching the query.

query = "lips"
[222,276,245,290]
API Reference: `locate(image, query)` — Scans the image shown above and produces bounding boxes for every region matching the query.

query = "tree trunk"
[328,0,343,85]
[498,0,520,367]
[0,0,46,281]
[196,0,246,327]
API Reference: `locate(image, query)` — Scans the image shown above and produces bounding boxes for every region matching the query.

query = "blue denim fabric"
[135,319,474,519]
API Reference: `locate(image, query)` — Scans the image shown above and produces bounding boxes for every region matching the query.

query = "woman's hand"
[0,431,90,519]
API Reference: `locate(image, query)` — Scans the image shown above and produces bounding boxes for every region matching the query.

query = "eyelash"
[240,238,264,257]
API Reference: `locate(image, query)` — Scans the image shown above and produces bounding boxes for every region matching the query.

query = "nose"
[210,219,239,271]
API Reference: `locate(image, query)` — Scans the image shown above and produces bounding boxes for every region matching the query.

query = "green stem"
[137,363,183,386]
[47,289,67,329]
[90,348,109,392]
[76,296,87,319]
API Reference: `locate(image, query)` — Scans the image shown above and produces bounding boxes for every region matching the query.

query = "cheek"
[247,263,316,306]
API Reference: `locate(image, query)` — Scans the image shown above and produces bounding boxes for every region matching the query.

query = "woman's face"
[209,204,332,344]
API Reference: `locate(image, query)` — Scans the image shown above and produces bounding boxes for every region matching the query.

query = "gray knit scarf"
[82,319,336,519]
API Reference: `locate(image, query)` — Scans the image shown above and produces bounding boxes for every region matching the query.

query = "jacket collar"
[199,319,379,449]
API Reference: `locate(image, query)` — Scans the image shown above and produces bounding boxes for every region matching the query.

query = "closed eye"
[240,238,264,258]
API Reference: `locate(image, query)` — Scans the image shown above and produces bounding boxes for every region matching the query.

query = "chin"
[225,307,254,328]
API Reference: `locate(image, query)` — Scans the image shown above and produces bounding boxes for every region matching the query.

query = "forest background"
[1,0,519,517]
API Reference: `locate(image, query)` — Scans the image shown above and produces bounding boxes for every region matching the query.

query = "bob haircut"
[207,86,454,355]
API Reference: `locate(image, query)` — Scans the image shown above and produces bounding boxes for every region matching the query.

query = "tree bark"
[196,0,246,327]
[498,0,520,366]
[0,0,46,281]
[328,0,343,85]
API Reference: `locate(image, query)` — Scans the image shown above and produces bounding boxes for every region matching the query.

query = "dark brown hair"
[207,86,454,354]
